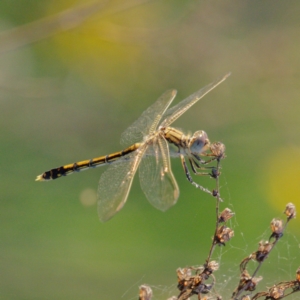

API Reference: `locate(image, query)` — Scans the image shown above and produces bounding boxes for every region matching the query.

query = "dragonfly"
[36,73,230,222]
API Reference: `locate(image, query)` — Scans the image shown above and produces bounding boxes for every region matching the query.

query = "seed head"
[284,202,296,220]
[219,208,235,223]
[270,218,283,239]
[215,225,234,245]
[139,285,153,300]
[255,240,273,262]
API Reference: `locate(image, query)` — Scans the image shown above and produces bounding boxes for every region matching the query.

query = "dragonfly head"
[188,130,210,155]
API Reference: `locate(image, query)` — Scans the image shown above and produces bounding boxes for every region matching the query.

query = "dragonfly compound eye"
[189,130,210,155]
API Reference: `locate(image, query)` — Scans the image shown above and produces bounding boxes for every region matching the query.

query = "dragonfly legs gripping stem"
[188,157,216,175]
[180,154,214,196]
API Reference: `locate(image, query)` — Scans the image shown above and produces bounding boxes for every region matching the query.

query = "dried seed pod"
[296,267,300,282]
[177,268,192,281]
[210,142,226,159]
[215,225,234,245]
[255,240,273,262]
[139,285,153,300]
[177,268,193,292]
[219,208,235,223]
[245,275,263,292]
[206,261,219,274]
[284,202,296,220]
[270,218,283,239]
[233,270,263,298]
[268,285,285,299]
[241,270,251,281]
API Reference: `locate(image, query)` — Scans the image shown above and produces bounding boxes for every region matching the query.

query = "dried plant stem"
[138,144,298,300]
[206,159,222,264]
[232,205,297,300]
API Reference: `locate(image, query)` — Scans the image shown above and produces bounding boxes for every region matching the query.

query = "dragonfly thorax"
[188,130,210,155]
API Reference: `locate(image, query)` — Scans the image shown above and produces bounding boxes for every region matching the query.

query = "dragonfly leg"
[188,157,214,175]
[180,154,213,195]
[191,158,222,180]
[192,153,218,165]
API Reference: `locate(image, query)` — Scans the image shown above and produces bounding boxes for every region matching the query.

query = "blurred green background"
[1,1,299,299]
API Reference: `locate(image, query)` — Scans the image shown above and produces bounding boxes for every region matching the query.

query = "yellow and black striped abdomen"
[35,143,141,181]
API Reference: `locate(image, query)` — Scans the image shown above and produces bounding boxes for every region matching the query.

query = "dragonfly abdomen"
[35,143,141,181]
[36,159,101,181]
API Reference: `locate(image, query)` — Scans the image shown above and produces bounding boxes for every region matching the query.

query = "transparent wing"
[160,73,231,128]
[139,136,179,212]
[97,144,147,222]
[120,89,177,146]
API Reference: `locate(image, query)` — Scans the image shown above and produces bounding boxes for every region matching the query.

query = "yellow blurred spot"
[79,188,97,207]
[45,1,191,95]
[45,1,151,91]
[264,147,300,211]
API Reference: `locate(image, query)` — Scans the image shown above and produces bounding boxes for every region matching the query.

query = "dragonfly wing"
[160,73,230,127]
[139,136,179,212]
[97,144,147,222]
[120,89,177,146]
